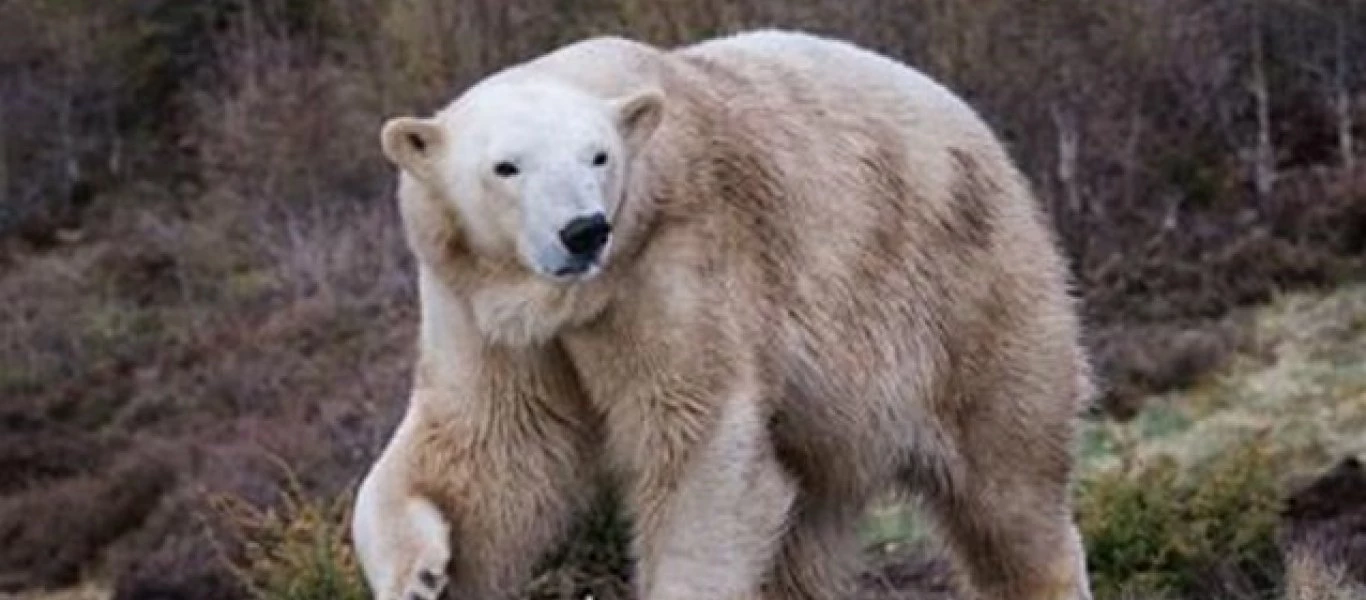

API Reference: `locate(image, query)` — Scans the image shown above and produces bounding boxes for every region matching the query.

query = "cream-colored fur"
[354,29,1096,600]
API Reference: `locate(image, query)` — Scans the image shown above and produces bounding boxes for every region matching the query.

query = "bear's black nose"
[559,213,611,257]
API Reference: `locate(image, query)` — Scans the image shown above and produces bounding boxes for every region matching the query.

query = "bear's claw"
[400,564,447,600]
[402,568,446,599]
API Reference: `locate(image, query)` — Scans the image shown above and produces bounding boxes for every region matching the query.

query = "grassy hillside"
[208,284,1366,600]
[1075,284,1366,599]
[21,284,1364,600]
[249,284,1366,600]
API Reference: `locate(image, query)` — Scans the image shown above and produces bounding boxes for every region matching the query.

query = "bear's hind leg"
[628,394,797,600]
[913,422,1092,600]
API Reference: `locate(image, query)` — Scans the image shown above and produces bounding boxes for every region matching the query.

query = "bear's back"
[673,30,1004,159]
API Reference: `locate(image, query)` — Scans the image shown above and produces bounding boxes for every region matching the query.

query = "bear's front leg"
[622,382,797,600]
[352,409,452,600]
[354,341,599,600]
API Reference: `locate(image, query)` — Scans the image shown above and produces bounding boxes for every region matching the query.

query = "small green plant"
[210,470,639,600]
[207,464,368,600]
[1077,437,1284,599]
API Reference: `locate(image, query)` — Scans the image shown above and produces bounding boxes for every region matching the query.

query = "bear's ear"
[380,117,445,179]
[611,88,664,152]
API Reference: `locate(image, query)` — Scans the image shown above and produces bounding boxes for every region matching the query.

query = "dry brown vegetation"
[1,1,1364,599]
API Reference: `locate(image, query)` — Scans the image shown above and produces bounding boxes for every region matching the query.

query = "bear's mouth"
[553,256,596,278]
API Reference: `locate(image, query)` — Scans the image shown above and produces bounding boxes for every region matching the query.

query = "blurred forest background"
[1,1,1364,599]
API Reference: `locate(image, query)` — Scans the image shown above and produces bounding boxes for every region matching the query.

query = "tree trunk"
[0,99,7,212]
[1250,0,1275,200]
[1052,104,1082,218]
[1335,16,1355,171]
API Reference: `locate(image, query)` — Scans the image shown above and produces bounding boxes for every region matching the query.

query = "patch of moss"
[1134,401,1194,440]
[860,502,931,552]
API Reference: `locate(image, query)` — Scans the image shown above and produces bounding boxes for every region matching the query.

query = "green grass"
[861,501,931,551]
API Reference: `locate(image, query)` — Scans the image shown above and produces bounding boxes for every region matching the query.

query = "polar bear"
[352,29,1095,600]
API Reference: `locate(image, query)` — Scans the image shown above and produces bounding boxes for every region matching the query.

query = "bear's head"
[380,78,664,283]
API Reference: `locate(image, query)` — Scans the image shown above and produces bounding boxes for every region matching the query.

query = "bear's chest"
[467,277,615,347]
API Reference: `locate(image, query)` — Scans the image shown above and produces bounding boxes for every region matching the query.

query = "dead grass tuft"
[1280,457,1366,597]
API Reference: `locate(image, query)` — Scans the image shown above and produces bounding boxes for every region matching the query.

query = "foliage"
[1078,439,1284,598]
[208,464,368,600]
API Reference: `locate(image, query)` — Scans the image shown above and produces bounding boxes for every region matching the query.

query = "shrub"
[208,466,367,600]
[1078,438,1285,599]
[210,480,637,600]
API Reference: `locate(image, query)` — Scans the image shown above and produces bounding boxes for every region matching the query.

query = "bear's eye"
[592,151,609,167]
[493,161,519,178]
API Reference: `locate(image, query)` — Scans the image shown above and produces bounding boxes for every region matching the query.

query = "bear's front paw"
[400,564,448,600]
